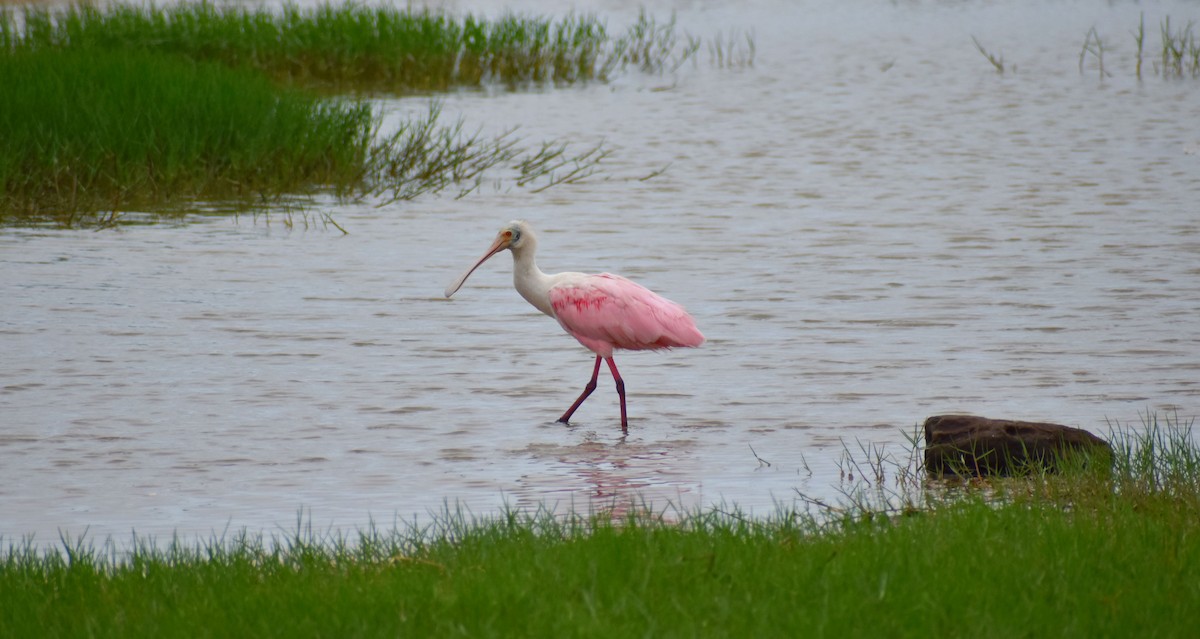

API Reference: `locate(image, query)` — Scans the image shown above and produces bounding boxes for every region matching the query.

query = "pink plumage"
[549,273,704,358]
[444,221,704,432]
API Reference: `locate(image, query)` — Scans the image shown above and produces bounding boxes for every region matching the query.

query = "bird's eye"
[510,229,521,242]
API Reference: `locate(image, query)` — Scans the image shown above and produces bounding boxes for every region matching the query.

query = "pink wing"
[549,273,705,358]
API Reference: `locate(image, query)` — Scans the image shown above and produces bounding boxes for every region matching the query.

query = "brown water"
[3,0,1198,543]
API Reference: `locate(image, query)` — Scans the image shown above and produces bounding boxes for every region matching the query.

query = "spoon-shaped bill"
[444,234,510,298]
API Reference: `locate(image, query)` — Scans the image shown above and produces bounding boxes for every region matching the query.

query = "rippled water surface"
[3,0,1199,543]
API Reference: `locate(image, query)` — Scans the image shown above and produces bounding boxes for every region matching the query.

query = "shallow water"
[3,0,1199,544]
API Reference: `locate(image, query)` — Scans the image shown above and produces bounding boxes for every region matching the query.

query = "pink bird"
[444,220,705,432]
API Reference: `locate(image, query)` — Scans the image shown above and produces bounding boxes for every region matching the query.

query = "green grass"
[1085,13,1199,80]
[0,47,374,224]
[2,416,1198,637]
[0,48,613,226]
[0,2,712,93]
[1158,16,1200,78]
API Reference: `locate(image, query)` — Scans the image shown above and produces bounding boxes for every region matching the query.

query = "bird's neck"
[511,245,555,318]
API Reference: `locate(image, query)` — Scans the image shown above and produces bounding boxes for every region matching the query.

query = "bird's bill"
[443,232,511,298]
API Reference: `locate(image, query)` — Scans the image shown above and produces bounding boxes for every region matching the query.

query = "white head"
[444,220,536,298]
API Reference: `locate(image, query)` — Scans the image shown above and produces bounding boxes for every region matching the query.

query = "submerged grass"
[976,14,1200,79]
[970,35,1007,74]
[2,415,1198,637]
[1157,15,1200,78]
[1084,13,1200,80]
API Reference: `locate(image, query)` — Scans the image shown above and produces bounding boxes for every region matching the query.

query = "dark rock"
[923,414,1112,477]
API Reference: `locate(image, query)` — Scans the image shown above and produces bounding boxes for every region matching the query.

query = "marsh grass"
[970,35,1007,73]
[1134,13,1147,78]
[2,414,1197,637]
[0,2,741,93]
[363,103,612,206]
[982,15,1200,80]
[0,48,374,225]
[1142,14,1200,78]
[1079,26,1109,79]
[1095,13,1200,80]
[1107,410,1200,495]
[0,2,754,226]
[1158,16,1200,77]
[0,49,614,226]
[708,29,757,70]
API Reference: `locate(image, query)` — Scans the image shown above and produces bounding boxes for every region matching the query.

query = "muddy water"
[3,0,1199,543]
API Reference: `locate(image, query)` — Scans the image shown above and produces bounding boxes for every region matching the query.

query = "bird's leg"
[604,356,628,433]
[558,355,602,425]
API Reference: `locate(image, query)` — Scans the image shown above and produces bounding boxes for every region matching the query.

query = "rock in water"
[923,414,1112,477]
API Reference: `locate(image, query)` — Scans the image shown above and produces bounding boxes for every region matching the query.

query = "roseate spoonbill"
[444,220,704,432]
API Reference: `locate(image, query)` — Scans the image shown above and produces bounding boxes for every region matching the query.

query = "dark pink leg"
[604,357,628,433]
[558,355,602,425]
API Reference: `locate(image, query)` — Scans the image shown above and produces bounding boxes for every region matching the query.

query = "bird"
[444,220,704,432]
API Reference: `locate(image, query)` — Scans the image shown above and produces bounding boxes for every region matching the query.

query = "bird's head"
[497,220,527,249]
[444,220,536,298]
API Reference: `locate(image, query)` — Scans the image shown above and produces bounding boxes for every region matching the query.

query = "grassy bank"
[2,417,1197,637]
